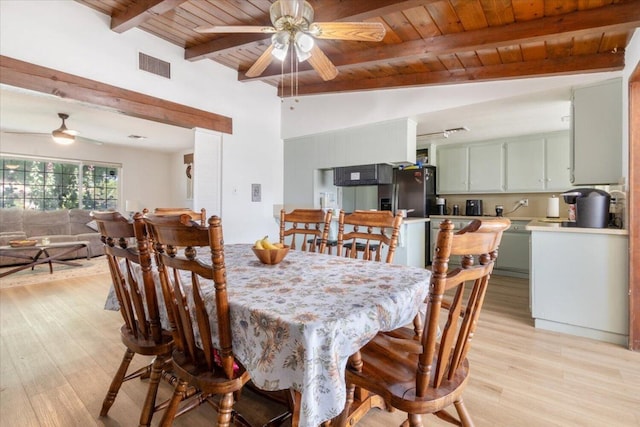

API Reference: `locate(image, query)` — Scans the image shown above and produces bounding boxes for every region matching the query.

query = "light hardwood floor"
[1,270,639,427]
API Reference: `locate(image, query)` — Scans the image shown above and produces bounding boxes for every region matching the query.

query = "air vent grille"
[138,52,171,79]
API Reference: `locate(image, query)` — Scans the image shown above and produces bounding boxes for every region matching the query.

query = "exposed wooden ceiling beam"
[244,1,640,81]
[282,51,625,96]
[111,0,188,33]
[0,55,232,134]
[309,0,440,22]
[185,0,436,61]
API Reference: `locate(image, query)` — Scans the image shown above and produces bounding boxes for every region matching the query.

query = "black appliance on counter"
[465,199,483,216]
[378,165,438,265]
[561,188,610,228]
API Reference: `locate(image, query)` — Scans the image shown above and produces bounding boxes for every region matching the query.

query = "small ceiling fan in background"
[2,112,103,145]
[195,0,386,81]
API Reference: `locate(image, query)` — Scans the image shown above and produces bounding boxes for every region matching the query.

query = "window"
[1,156,120,211]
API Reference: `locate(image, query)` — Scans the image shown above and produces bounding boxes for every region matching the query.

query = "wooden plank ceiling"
[76,0,640,96]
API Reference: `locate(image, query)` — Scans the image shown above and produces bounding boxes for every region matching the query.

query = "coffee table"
[0,241,90,278]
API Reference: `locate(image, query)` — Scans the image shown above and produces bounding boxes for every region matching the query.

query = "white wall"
[0,0,283,243]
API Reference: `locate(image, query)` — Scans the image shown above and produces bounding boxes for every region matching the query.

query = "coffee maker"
[561,188,610,228]
[465,199,483,216]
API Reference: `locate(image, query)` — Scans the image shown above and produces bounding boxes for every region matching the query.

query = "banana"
[261,236,278,250]
[254,239,264,250]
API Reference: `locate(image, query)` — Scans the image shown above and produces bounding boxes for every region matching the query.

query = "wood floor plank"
[0,336,41,427]
[1,270,639,427]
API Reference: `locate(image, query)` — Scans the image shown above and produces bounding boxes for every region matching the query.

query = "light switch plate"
[251,184,261,202]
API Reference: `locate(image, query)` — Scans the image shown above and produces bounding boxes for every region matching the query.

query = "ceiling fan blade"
[195,25,276,34]
[307,45,338,81]
[77,136,103,146]
[2,130,102,145]
[246,45,276,78]
[309,22,386,42]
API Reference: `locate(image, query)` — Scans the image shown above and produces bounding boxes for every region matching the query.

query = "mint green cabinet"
[571,78,622,185]
[436,142,504,194]
[505,131,571,192]
[436,146,468,193]
[469,143,504,192]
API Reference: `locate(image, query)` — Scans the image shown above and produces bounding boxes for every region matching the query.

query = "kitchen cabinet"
[436,145,468,193]
[436,142,504,194]
[505,131,571,192]
[393,219,427,268]
[431,217,529,278]
[529,226,629,345]
[430,217,471,266]
[495,220,529,277]
[571,78,623,185]
[469,143,504,192]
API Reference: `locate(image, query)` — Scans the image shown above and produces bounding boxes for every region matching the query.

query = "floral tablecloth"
[105,244,431,427]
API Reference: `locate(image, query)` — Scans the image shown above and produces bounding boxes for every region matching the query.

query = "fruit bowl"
[9,239,37,247]
[252,246,290,265]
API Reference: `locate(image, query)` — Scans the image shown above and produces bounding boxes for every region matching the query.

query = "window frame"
[1,154,122,211]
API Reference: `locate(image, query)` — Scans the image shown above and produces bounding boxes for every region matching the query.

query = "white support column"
[193,127,222,217]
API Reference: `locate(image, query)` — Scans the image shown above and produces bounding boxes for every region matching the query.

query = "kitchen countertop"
[525,220,628,235]
[431,215,628,235]
[402,217,430,224]
[430,215,538,221]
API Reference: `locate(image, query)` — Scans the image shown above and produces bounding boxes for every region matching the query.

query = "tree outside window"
[1,157,119,210]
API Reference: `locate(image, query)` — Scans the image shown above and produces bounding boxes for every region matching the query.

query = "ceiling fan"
[2,112,102,145]
[51,113,78,145]
[195,0,386,81]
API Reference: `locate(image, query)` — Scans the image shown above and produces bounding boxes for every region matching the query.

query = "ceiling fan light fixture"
[294,32,314,62]
[52,130,75,145]
[271,32,290,61]
[51,113,76,145]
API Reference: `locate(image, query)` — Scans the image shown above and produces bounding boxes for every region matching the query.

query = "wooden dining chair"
[92,211,174,426]
[143,213,252,427]
[335,217,510,427]
[336,210,403,263]
[153,207,207,226]
[279,208,333,253]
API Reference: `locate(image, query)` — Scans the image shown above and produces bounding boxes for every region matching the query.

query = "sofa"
[0,208,104,267]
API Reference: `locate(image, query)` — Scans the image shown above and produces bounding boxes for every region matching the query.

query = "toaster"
[465,199,483,216]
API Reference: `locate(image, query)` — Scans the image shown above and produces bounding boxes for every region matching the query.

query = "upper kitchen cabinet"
[469,143,504,192]
[571,78,623,185]
[505,131,571,192]
[436,145,468,193]
[436,142,504,194]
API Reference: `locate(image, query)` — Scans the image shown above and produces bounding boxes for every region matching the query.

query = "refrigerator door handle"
[392,183,399,215]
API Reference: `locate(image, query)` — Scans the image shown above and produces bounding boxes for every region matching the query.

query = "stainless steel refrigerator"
[378,166,438,218]
[378,165,437,264]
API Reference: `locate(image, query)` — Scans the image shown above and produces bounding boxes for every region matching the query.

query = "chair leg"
[454,398,475,427]
[100,348,135,416]
[159,379,190,427]
[407,413,424,427]
[216,392,235,427]
[332,383,355,427]
[138,355,167,426]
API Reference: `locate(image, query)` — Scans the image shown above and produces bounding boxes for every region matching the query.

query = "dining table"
[104,243,432,427]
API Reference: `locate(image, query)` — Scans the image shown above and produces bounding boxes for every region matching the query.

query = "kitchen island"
[526,220,629,346]
[275,210,430,268]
